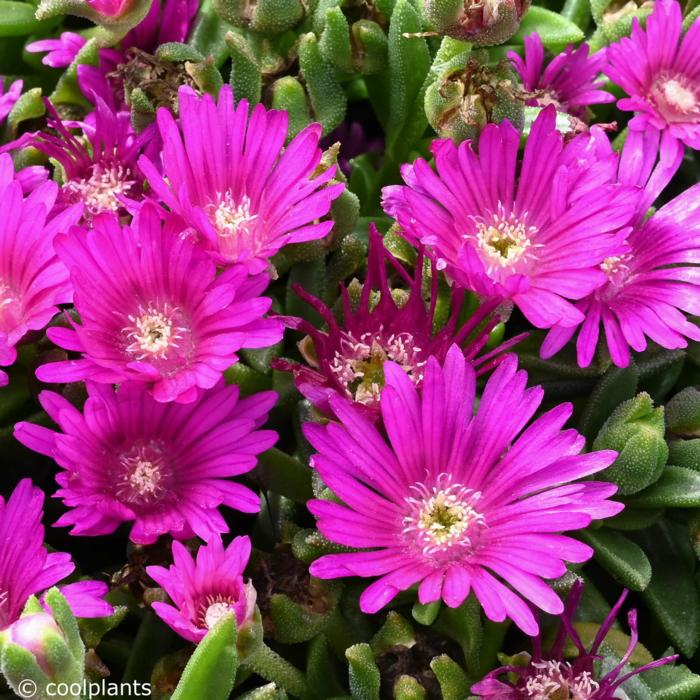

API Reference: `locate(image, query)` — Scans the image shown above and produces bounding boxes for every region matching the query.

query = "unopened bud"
[424,0,531,46]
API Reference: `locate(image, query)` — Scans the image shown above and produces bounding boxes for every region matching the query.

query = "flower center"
[600,254,632,287]
[403,476,485,557]
[525,661,600,700]
[64,164,136,218]
[207,190,260,262]
[330,331,425,406]
[198,594,236,630]
[474,207,538,280]
[0,280,20,334]
[124,304,185,361]
[116,442,171,505]
[651,73,700,123]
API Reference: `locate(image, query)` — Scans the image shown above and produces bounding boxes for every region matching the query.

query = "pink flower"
[305,346,622,634]
[15,381,277,544]
[382,107,636,330]
[276,225,525,418]
[27,32,87,69]
[472,582,677,698]
[139,85,345,273]
[0,154,81,387]
[147,535,257,643]
[26,98,156,223]
[87,0,133,17]
[36,204,283,403]
[541,128,700,367]
[605,0,700,159]
[508,33,614,117]
[0,479,112,628]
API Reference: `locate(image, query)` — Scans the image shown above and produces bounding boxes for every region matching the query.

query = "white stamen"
[211,192,258,239]
[403,474,485,556]
[329,329,425,405]
[124,304,184,360]
[525,660,600,700]
[64,164,136,218]
[116,443,170,504]
[651,72,700,123]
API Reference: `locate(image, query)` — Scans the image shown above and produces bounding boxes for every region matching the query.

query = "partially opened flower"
[27,32,87,68]
[276,225,525,417]
[472,582,678,698]
[36,204,283,403]
[605,0,700,158]
[0,154,81,386]
[305,346,621,634]
[139,85,344,273]
[147,535,257,643]
[542,128,700,367]
[15,381,276,544]
[0,479,112,628]
[25,97,156,223]
[382,107,635,330]
[509,34,614,117]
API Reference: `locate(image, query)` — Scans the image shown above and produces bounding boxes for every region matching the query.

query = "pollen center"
[64,164,136,218]
[198,594,235,630]
[600,253,631,287]
[651,73,700,123]
[474,207,538,278]
[330,331,425,406]
[525,660,600,700]
[124,304,184,360]
[403,476,485,557]
[116,442,171,505]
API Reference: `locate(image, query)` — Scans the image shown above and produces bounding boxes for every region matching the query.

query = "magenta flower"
[35,205,283,403]
[472,582,677,698]
[542,128,700,367]
[382,107,635,330]
[147,535,256,643]
[508,34,614,117]
[605,0,700,158]
[124,0,199,51]
[0,79,22,123]
[0,154,81,387]
[139,85,344,273]
[0,479,112,628]
[276,225,525,417]
[15,381,276,544]
[305,346,621,634]
[25,98,156,223]
[27,32,87,68]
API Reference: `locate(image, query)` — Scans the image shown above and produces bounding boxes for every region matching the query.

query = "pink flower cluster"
[1,0,698,666]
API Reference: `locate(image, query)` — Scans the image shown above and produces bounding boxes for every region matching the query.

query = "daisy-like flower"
[541,128,700,367]
[0,154,81,387]
[472,582,678,698]
[139,85,345,273]
[605,0,700,158]
[15,381,276,544]
[276,225,525,417]
[35,204,283,403]
[382,107,636,330]
[146,535,257,643]
[305,346,622,634]
[508,34,614,117]
[0,479,112,628]
[25,98,156,223]
[0,78,22,123]
[27,32,87,69]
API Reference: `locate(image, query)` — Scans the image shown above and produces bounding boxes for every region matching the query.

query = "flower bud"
[425,54,523,142]
[424,0,531,46]
[8,613,65,678]
[593,393,668,495]
[35,0,152,38]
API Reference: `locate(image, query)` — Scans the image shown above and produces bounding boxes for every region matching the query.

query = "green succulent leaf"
[511,7,584,49]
